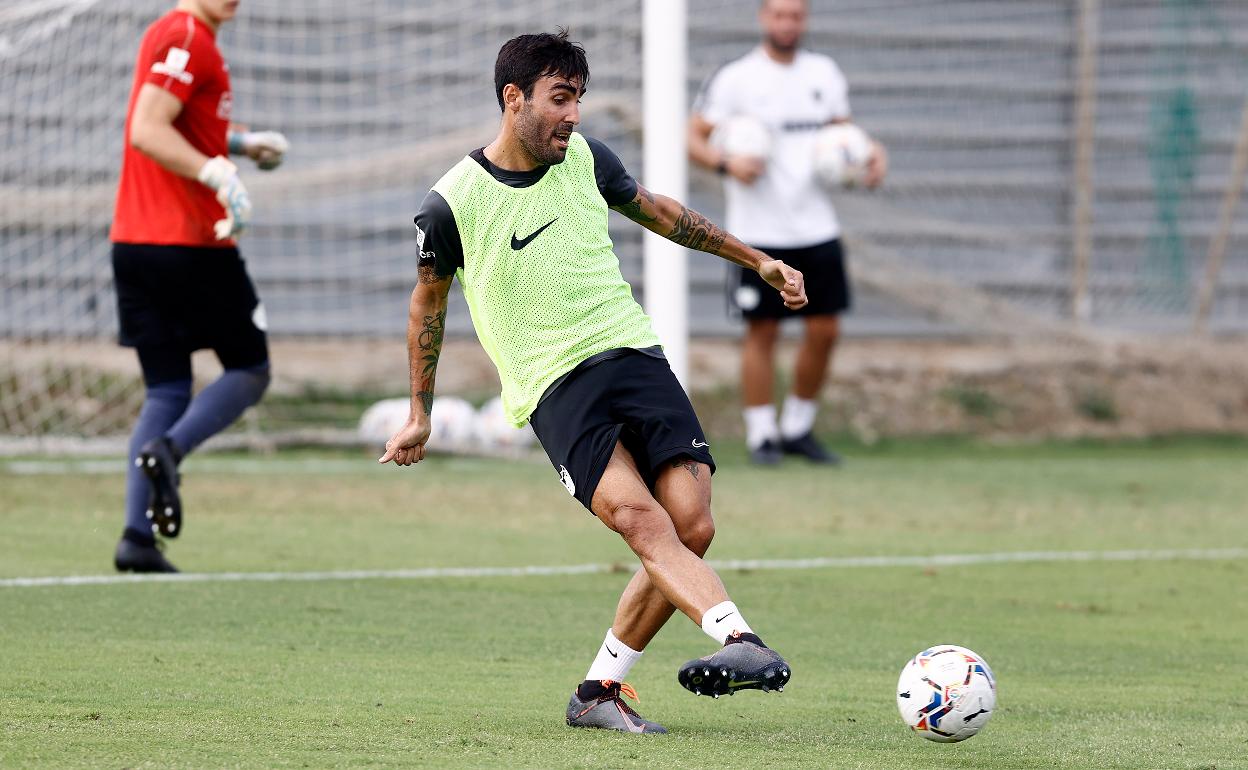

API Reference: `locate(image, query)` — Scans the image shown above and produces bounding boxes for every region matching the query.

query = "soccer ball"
[896,645,997,743]
[474,395,536,450]
[357,397,411,443]
[813,123,874,188]
[429,395,477,450]
[711,114,773,161]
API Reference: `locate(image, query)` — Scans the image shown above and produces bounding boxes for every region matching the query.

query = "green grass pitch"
[2,439,1246,768]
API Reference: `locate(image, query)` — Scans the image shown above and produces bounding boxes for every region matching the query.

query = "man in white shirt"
[689,0,886,465]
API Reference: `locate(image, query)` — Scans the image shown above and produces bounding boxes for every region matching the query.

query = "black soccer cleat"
[566,680,667,734]
[678,633,791,697]
[114,530,178,573]
[780,432,842,465]
[137,436,183,538]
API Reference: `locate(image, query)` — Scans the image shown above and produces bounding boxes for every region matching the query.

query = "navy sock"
[124,380,191,536]
[577,680,611,700]
[166,363,270,455]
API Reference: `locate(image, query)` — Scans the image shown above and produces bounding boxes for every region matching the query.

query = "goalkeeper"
[108,0,288,573]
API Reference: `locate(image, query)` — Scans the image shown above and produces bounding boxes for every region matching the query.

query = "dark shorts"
[528,350,716,513]
[731,238,851,319]
[112,243,269,384]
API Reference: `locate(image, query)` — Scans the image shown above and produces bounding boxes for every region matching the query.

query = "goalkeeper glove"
[228,130,289,170]
[197,156,252,240]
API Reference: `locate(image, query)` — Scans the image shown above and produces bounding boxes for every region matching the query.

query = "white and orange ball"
[896,644,997,743]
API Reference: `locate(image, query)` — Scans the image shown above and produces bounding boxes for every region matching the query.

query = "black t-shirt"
[413,136,638,279]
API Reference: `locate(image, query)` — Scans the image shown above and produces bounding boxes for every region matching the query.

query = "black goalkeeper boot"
[137,436,183,538]
[114,528,178,573]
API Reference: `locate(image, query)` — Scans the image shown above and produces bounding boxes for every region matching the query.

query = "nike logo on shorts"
[511,218,557,250]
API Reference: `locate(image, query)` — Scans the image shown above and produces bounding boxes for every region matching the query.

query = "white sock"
[780,396,817,440]
[584,628,643,683]
[743,404,779,449]
[700,601,754,644]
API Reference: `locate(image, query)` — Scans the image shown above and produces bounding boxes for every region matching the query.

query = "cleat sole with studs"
[677,660,791,697]
[138,443,182,539]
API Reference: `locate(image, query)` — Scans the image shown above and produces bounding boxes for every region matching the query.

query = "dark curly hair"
[494,28,590,112]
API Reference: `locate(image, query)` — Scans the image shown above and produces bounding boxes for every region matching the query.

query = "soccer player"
[109,0,289,573]
[688,0,888,465]
[380,30,803,735]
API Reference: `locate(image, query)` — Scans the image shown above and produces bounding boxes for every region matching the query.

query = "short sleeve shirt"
[694,47,850,248]
[110,10,233,246]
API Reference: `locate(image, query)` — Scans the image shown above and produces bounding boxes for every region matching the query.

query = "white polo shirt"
[695,47,850,248]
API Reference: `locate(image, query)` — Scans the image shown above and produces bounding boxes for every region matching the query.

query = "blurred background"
[2,0,1247,450]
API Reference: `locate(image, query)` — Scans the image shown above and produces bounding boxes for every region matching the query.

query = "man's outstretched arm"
[611,184,808,310]
[379,266,453,466]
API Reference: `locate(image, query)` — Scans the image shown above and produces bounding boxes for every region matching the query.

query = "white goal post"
[642,0,689,387]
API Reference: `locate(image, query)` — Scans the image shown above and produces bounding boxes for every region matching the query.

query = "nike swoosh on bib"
[510,217,558,250]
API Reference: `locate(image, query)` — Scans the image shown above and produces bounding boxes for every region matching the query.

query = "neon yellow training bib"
[433,133,660,426]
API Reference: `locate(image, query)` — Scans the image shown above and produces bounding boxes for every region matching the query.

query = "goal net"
[2,0,1247,448]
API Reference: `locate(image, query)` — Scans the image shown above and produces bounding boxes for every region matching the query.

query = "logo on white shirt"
[151,47,194,85]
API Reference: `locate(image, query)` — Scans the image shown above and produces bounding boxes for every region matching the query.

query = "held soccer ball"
[896,645,997,743]
[812,123,874,188]
[711,114,773,161]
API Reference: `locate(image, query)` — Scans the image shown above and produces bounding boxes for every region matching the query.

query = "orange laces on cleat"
[601,680,641,704]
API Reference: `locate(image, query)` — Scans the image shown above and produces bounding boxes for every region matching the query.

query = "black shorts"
[112,243,269,383]
[731,238,851,319]
[528,350,716,512]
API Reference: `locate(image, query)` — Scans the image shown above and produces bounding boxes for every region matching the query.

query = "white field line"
[2,548,1246,589]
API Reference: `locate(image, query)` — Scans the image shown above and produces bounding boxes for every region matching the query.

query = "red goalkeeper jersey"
[110,10,233,246]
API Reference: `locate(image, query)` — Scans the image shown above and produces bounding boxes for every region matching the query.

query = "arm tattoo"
[670,458,701,479]
[407,272,449,418]
[611,186,658,225]
[415,391,434,416]
[417,309,446,379]
[418,264,440,285]
[667,206,727,255]
[614,199,657,224]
